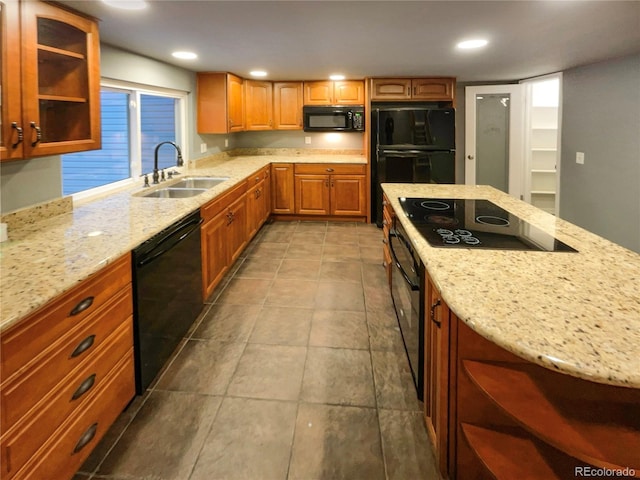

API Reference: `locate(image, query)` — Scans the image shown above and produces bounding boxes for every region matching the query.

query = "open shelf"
[463,360,640,472]
[461,423,578,480]
[38,44,85,60]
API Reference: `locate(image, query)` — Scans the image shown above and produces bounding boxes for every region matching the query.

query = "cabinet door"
[330,175,366,216]
[271,163,295,214]
[245,80,273,130]
[424,276,450,477]
[261,166,271,223]
[295,174,330,215]
[333,80,364,105]
[246,178,264,239]
[370,78,412,101]
[227,195,247,264]
[1,0,24,161]
[303,81,333,105]
[227,74,245,132]
[20,0,101,158]
[273,82,302,130]
[201,212,229,300]
[412,78,454,101]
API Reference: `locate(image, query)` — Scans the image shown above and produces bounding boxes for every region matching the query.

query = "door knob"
[467,155,474,160]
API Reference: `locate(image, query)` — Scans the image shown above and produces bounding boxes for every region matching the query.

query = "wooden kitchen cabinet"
[201,181,248,299]
[423,274,453,478]
[294,164,366,217]
[273,82,303,130]
[246,166,271,238]
[381,193,394,286]
[370,77,455,103]
[197,72,245,133]
[303,80,364,105]
[0,255,134,480]
[1,0,101,161]
[245,80,273,130]
[271,163,295,214]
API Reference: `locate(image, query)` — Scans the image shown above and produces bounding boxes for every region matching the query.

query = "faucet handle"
[141,173,150,187]
[161,169,166,182]
[167,170,179,179]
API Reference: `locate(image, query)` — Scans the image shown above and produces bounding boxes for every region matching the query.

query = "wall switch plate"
[305,136,311,145]
[224,138,229,147]
[200,143,207,153]
[576,152,585,164]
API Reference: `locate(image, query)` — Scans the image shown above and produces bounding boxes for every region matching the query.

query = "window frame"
[66,78,189,202]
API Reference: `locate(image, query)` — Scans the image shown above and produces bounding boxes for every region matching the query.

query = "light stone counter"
[382,183,640,388]
[0,154,365,331]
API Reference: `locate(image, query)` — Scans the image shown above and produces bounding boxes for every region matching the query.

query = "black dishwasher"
[132,210,203,393]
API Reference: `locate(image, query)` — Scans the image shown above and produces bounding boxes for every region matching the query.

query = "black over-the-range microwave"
[302,105,365,132]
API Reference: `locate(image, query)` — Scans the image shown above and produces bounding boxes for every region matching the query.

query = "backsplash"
[0,196,73,233]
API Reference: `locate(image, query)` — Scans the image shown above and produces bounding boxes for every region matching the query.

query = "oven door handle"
[388,232,420,291]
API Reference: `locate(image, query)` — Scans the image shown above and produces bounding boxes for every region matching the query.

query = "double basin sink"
[135,176,229,198]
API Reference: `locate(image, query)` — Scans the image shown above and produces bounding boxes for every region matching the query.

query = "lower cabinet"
[246,166,271,238]
[294,164,366,217]
[423,274,453,478]
[201,181,248,300]
[0,255,135,480]
[271,163,295,214]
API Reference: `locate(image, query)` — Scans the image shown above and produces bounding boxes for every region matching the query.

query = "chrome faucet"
[153,141,184,184]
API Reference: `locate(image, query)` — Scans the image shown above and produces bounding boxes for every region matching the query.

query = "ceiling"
[58,0,640,82]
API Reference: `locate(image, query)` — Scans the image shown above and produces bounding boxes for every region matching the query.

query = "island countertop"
[0,154,365,331]
[382,183,640,388]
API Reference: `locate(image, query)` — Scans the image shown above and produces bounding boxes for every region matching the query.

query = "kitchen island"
[382,183,640,479]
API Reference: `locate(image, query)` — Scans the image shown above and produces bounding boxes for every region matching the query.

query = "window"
[62,82,187,198]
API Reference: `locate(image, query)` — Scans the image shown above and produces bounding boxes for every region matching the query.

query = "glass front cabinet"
[1,0,101,161]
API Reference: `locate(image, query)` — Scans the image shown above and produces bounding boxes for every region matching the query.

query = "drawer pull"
[326,167,334,172]
[70,334,96,358]
[71,374,96,401]
[69,296,94,316]
[73,423,98,454]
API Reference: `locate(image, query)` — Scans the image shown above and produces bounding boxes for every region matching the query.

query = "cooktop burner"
[399,198,577,252]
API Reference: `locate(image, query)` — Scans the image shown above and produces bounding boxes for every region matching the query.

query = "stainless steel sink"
[137,187,208,198]
[170,176,229,189]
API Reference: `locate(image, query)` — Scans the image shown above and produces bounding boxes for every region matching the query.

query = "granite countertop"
[382,183,640,388]
[0,153,366,331]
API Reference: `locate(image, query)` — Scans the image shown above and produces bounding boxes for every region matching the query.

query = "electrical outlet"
[200,143,207,154]
[224,138,229,148]
[305,136,311,145]
[576,152,585,164]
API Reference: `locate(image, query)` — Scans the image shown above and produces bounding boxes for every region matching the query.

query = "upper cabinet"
[1,0,101,161]
[273,82,303,130]
[197,72,245,134]
[370,77,456,103]
[303,80,364,105]
[245,80,273,130]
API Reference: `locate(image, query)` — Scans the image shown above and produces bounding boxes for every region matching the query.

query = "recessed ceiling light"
[172,51,198,60]
[457,39,489,50]
[329,74,345,81]
[101,0,147,10]
[250,70,268,77]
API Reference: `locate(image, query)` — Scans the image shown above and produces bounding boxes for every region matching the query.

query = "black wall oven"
[389,218,424,400]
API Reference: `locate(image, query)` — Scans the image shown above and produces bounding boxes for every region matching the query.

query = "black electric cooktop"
[398,198,577,252]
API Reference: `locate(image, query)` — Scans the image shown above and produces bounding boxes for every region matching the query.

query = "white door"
[465,85,525,199]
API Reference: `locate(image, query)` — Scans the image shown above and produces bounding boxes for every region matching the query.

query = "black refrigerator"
[371,106,456,226]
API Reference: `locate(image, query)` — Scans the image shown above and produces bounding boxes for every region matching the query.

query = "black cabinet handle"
[69,296,94,316]
[70,334,96,358]
[71,374,96,401]
[73,423,98,454]
[30,122,42,147]
[430,299,442,328]
[11,122,23,148]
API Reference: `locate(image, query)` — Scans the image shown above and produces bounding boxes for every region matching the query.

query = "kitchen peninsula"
[382,183,640,479]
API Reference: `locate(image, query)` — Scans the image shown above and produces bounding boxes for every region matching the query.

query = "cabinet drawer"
[2,321,133,478]
[294,163,365,175]
[11,351,135,480]
[201,181,247,222]
[1,286,132,431]
[1,255,131,380]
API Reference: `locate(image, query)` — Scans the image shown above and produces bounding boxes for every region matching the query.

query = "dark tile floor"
[75,221,439,480]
